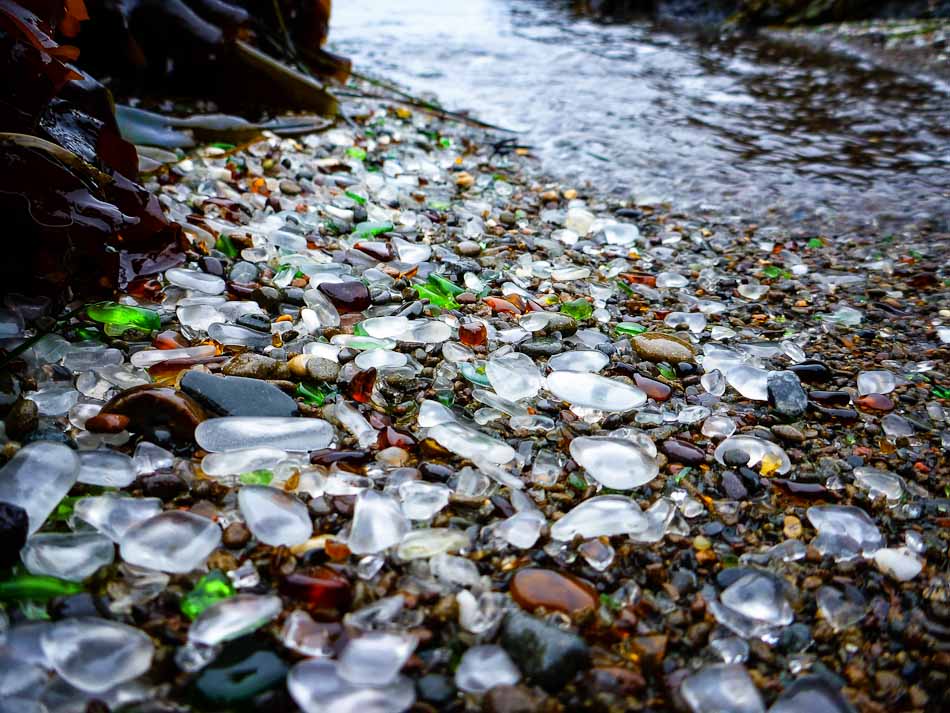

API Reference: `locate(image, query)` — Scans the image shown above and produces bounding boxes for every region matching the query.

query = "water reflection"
[330,0,950,230]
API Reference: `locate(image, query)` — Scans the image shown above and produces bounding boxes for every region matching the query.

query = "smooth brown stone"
[99,385,207,443]
[84,413,130,434]
[510,568,598,616]
[634,374,672,401]
[587,667,646,695]
[856,393,895,412]
[317,281,371,313]
[222,521,251,549]
[632,332,695,364]
[662,438,705,465]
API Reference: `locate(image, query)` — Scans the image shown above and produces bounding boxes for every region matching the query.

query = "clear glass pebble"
[0,441,80,534]
[569,436,658,489]
[21,532,114,581]
[454,645,520,693]
[188,594,282,645]
[195,417,334,452]
[120,510,221,573]
[238,485,313,546]
[40,618,153,694]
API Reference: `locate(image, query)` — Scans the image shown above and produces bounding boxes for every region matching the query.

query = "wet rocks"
[99,385,207,444]
[500,609,590,691]
[632,333,695,363]
[767,371,808,418]
[180,370,297,417]
[221,352,292,380]
[0,501,29,568]
[509,568,598,615]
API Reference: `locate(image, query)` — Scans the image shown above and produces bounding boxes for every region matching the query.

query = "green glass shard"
[353,322,369,337]
[86,302,160,333]
[658,365,676,380]
[296,382,329,405]
[215,234,239,258]
[344,191,367,205]
[0,574,83,602]
[345,147,366,160]
[75,327,101,341]
[807,237,823,248]
[762,265,782,279]
[560,299,593,320]
[616,322,647,336]
[354,221,394,238]
[933,385,950,399]
[428,273,465,297]
[412,284,460,310]
[181,570,235,620]
[240,469,273,485]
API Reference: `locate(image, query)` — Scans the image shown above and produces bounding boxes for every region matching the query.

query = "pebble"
[0,441,79,534]
[500,609,590,691]
[222,352,292,380]
[120,510,221,573]
[238,485,313,546]
[100,385,207,443]
[632,333,696,363]
[181,370,298,417]
[767,371,809,418]
[41,618,154,693]
[509,568,598,615]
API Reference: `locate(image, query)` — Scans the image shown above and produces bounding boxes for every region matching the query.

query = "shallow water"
[329,0,950,232]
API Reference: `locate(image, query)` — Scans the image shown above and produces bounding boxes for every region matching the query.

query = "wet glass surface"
[330,0,950,231]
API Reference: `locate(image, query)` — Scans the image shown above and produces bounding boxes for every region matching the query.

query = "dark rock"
[5,397,38,441]
[721,471,748,500]
[789,360,832,384]
[518,337,563,357]
[0,501,29,568]
[722,448,750,468]
[138,471,188,500]
[180,371,297,418]
[767,371,808,418]
[222,521,252,549]
[236,313,272,333]
[662,438,705,465]
[417,673,456,704]
[500,609,590,692]
[535,314,577,337]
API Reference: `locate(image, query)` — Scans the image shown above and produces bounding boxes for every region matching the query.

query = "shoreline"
[1,71,949,713]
